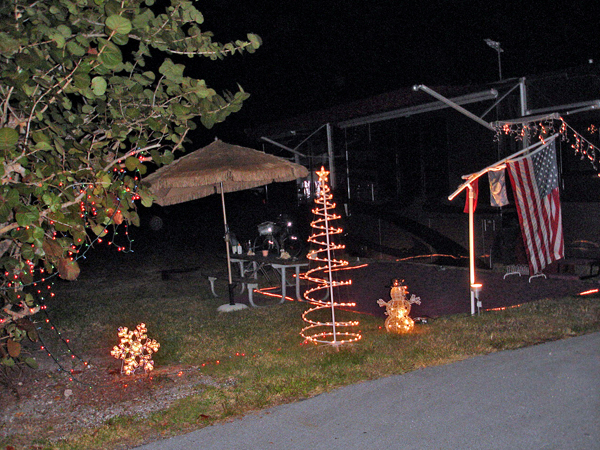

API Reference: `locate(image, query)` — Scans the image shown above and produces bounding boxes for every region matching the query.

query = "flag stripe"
[506,141,564,274]
[509,159,544,272]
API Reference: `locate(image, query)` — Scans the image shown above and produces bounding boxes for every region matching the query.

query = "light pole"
[485,39,503,80]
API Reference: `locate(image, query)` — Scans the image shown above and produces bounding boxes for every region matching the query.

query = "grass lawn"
[2,252,599,449]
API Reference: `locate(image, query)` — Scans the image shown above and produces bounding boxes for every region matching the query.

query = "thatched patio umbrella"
[144,139,309,310]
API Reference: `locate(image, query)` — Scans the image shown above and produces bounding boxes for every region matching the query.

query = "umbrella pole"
[221,184,235,305]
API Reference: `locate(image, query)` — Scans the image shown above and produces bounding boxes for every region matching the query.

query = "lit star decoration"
[300,167,361,346]
[111,323,160,375]
[377,279,421,333]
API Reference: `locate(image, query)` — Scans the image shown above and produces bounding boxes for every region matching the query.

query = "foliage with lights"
[301,167,361,346]
[0,0,260,370]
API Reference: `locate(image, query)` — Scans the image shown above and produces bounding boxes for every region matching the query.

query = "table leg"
[279,266,287,303]
[295,265,302,300]
[247,283,259,307]
[269,262,308,303]
[236,261,245,276]
[236,260,246,293]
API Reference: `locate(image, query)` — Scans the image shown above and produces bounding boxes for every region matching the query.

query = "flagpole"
[449,134,559,316]
[468,183,476,316]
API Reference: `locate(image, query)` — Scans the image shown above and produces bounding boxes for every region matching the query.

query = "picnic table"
[230,254,309,305]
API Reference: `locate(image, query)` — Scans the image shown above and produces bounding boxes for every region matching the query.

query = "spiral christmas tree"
[300,167,361,346]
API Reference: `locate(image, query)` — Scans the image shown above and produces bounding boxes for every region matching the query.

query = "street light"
[485,39,503,80]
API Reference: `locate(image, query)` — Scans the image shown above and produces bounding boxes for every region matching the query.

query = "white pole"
[220,182,235,305]
[323,192,337,345]
[327,123,336,189]
[413,85,496,131]
[497,48,502,80]
[221,188,233,283]
[468,184,476,316]
[519,78,529,148]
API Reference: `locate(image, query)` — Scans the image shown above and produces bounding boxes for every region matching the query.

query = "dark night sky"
[193,1,600,137]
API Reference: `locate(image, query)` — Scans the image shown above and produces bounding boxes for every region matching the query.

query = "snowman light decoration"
[377,279,421,333]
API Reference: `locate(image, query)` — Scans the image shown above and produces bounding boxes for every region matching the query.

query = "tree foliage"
[0,0,260,367]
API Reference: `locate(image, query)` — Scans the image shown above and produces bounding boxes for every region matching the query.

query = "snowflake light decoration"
[110,323,160,375]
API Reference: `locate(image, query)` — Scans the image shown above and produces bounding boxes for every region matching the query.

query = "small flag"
[506,140,564,274]
[488,169,509,207]
[463,178,479,213]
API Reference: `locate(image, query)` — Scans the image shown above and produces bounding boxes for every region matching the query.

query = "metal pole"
[519,78,529,148]
[322,178,337,345]
[326,123,336,188]
[497,49,502,80]
[220,183,235,305]
[259,137,307,158]
[344,130,351,216]
[413,85,496,131]
[468,184,476,316]
[485,39,503,81]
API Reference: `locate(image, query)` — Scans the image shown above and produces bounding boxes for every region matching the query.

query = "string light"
[37,332,89,378]
[38,305,88,366]
[253,286,296,302]
[484,303,524,312]
[4,269,91,372]
[1,177,138,294]
[1,168,143,374]
[396,254,469,262]
[111,323,160,375]
[493,116,600,171]
[300,167,361,346]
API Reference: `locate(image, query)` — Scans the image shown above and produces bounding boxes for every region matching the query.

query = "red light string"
[1,169,144,376]
[494,116,599,171]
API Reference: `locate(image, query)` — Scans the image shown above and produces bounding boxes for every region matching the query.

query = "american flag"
[506,140,564,274]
